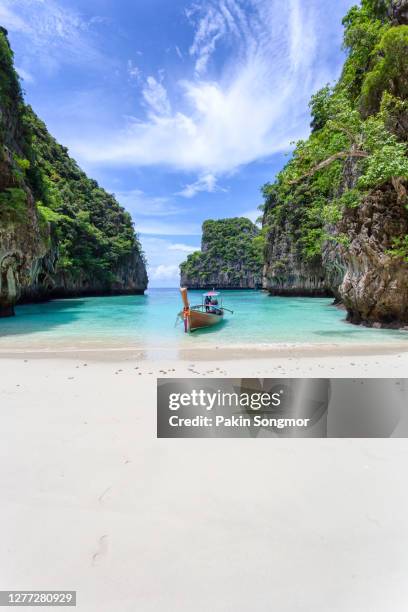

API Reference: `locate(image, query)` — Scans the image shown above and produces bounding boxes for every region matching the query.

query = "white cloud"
[0,5,30,32]
[141,237,198,286]
[0,0,106,75]
[115,189,181,217]
[168,243,199,253]
[142,76,171,118]
[16,66,35,83]
[127,59,141,82]
[150,264,180,281]
[8,0,354,189]
[176,172,225,198]
[114,190,200,236]
[188,3,227,76]
[72,0,350,177]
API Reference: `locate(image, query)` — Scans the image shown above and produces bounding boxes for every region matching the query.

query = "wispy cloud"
[115,190,200,236]
[142,76,171,118]
[73,0,349,178]
[0,0,106,75]
[187,2,227,76]
[5,0,353,200]
[168,243,198,253]
[127,59,141,83]
[115,189,181,217]
[176,173,226,198]
[150,264,180,282]
[16,65,35,83]
[0,4,30,32]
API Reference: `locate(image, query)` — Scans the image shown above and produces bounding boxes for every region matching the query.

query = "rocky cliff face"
[261,182,343,297]
[262,1,408,327]
[180,218,263,289]
[262,194,333,297]
[0,194,47,317]
[0,27,48,316]
[15,240,148,304]
[337,185,408,325]
[263,172,408,326]
[0,28,147,317]
[389,0,408,24]
[262,223,332,296]
[0,186,49,315]
[181,268,261,290]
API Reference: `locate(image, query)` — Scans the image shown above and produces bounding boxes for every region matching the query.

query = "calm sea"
[0,288,407,350]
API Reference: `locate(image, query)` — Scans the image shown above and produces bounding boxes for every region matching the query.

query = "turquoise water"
[0,288,407,350]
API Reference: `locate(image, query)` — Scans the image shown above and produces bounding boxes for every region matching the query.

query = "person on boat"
[210,297,221,315]
[204,295,211,312]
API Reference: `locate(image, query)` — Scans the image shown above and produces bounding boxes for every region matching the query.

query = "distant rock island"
[0,27,147,317]
[180,218,263,289]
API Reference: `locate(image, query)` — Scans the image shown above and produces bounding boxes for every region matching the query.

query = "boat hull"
[187,309,223,332]
[179,287,224,332]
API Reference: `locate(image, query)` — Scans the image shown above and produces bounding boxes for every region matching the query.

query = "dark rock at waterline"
[337,185,408,327]
[262,182,408,326]
[267,287,334,297]
[0,303,14,317]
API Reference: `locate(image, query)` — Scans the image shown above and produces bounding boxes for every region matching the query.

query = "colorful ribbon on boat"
[183,306,190,333]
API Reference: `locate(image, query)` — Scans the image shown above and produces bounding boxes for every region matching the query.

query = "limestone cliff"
[0,28,147,316]
[180,218,263,289]
[262,186,333,297]
[337,185,408,325]
[388,0,408,24]
[262,0,408,327]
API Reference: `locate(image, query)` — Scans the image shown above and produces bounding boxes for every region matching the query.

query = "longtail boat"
[179,287,233,333]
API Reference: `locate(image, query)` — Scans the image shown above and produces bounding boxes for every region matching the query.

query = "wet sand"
[1,339,408,363]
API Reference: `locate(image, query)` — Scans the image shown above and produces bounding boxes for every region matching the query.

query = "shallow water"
[0,289,407,351]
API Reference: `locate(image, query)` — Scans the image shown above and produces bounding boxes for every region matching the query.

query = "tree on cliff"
[263,2,408,264]
[262,0,408,326]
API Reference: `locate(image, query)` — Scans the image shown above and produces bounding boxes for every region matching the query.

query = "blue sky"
[1,0,356,286]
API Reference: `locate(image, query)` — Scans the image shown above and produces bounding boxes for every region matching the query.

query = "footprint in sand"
[98,486,112,505]
[92,535,108,566]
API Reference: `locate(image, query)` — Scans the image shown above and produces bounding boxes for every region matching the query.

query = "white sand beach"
[2,0,408,606]
[1,349,408,611]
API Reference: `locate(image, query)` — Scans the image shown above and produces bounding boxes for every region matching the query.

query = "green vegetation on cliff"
[27,109,144,281]
[262,1,408,263]
[0,27,145,287]
[180,218,264,288]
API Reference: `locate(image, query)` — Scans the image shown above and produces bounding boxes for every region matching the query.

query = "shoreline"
[0,340,407,362]
[0,346,407,378]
